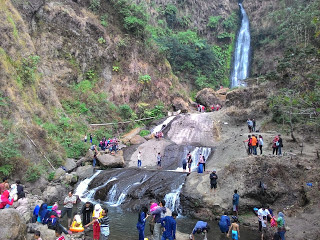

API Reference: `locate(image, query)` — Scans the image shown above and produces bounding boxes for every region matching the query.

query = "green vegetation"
[100,14,108,27]
[48,171,55,181]
[261,0,320,136]
[207,16,221,29]
[138,74,151,84]
[89,0,100,12]
[17,55,40,85]
[111,0,148,38]
[25,164,43,182]
[98,37,106,44]
[139,129,150,137]
[119,104,137,120]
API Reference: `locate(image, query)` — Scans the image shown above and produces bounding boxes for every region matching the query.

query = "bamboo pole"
[90,117,156,126]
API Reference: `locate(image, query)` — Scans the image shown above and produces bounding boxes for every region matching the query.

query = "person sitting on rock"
[190,221,210,240]
[34,230,42,240]
[15,192,28,214]
[0,177,9,195]
[0,189,14,209]
[71,214,83,228]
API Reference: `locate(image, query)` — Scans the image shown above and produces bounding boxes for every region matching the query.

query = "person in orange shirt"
[251,134,258,155]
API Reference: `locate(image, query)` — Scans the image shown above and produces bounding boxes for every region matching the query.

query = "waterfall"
[230,3,251,87]
[152,116,176,134]
[109,181,141,206]
[175,146,212,172]
[74,170,102,202]
[164,184,183,213]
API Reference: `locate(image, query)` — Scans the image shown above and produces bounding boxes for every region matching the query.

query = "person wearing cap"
[190,221,209,240]
[160,211,178,240]
[91,204,103,240]
[227,216,240,240]
[209,169,218,192]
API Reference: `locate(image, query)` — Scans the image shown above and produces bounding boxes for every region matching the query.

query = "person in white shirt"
[257,207,271,232]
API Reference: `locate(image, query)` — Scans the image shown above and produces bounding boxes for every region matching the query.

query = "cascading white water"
[152,116,176,134]
[175,147,212,172]
[164,184,183,213]
[75,170,102,202]
[109,181,141,206]
[230,3,251,87]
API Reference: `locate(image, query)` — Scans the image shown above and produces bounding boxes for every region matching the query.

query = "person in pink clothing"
[0,190,14,209]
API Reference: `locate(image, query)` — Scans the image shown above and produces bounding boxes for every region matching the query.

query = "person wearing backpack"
[272,136,279,155]
[47,210,70,235]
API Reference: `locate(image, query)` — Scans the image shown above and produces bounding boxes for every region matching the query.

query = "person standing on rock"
[209,169,218,193]
[157,152,162,169]
[258,135,264,155]
[258,207,271,232]
[138,151,142,167]
[251,134,258,155]
[60,190,77,228]
[247,119,253,133]
[272,136,279,155]
[244,135,252,155]
[278,134,283,156]
[151,200,167,240]
[252,119,256,132]
[187,152,192,173]
[84,134,87,142]
[86,207,110,240]
[182,157,187,172]
[276,212,286,240]
[198,154,205,173]
[81,201,94,226]
[233,190,240,217]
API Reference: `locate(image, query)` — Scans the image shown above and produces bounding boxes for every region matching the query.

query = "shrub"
[89,0,100,12]
[48,172,55,181]
[207,16,221,29]
[138,74,151,84]
[119,104,136,120]
[25,164,43,182]
[75,80,93,93]
[17,55,40,85]
[98,37,106,44]
[100,14,108,27]
[64,140,88,159]
[139,129,150,137]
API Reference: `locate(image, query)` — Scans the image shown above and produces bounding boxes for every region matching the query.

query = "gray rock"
[27,223,56,240]
[65,158,77,171]
[76,165,94,180]
[31,188,42,196]
[129,135,147,145]
[196,88,223,107]
[172,97,189,113]
[54,167,66,180]
[0,209,27,240]
[97,151,124,168]
[42,185,67,204]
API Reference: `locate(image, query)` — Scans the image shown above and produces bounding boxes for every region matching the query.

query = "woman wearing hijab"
[276,212,286,240]
[272,136,279,155]
[137,206,149,240]
[0,190,14,209]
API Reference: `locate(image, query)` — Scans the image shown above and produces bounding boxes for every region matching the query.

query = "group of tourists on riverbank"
[245,119,284,156]
[197,103,222,113]
[0,177,25,210]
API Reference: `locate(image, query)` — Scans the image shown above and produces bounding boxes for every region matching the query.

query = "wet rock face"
[0,209,27,240]
[88,168,187,211]
[167,114,217,146]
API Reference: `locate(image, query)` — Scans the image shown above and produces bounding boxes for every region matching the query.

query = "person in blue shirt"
[190,221,210,240]
[137,206,149,240]
[219,212,231,234]
[160,211,178,240]
[233,189,240,217]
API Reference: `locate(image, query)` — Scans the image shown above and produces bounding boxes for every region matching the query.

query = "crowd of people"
[197,104,222,113]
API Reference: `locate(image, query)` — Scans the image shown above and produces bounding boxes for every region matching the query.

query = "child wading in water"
[227,216,240,240]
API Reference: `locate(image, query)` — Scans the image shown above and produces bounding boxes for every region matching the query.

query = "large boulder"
[27,223,56,240]
[172,97,189,113]
[121,128,141,144]
[64,158,77,171]
[54,167,66,180]
[0,209,27,240]
[97,151,125,168]
[76,165,94,180]
[196,88,223,107]
[130,135,147,145]
[42,184,68,204]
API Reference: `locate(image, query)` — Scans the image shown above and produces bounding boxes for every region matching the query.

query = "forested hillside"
[0,0,319,181]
